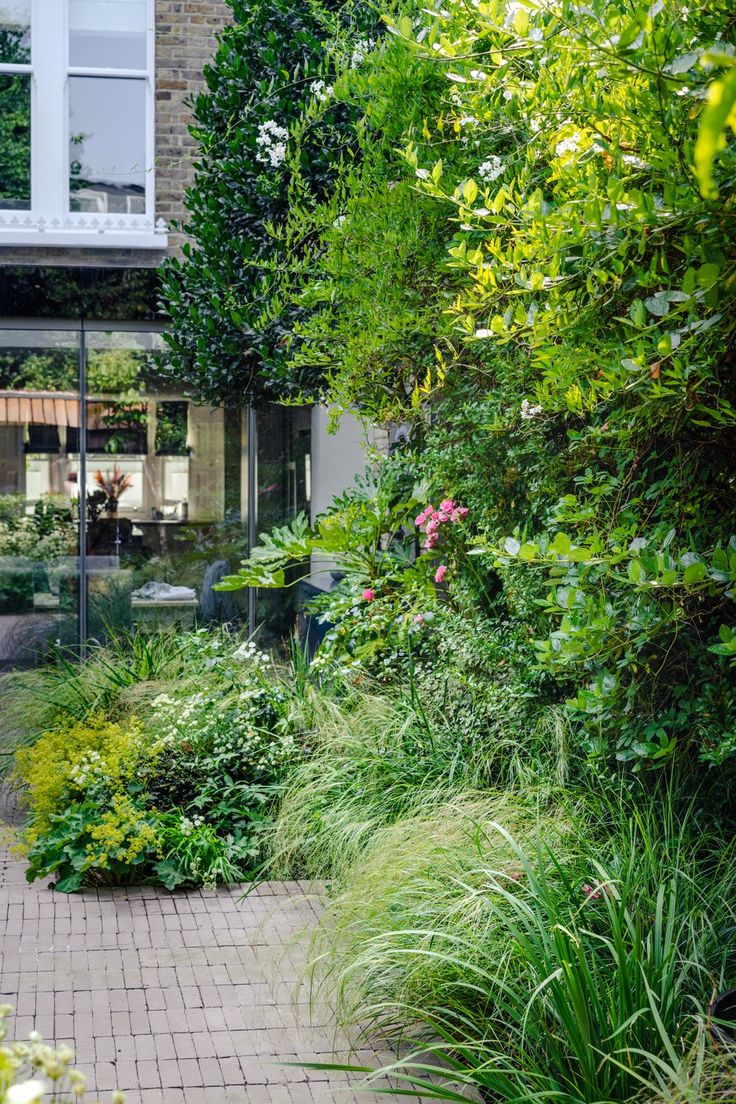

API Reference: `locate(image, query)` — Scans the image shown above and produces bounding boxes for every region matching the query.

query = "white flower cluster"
[310,79,333,102]
[478,156,506,183]
[232,639,271,668]
[180,814,204,837]
[520,399,543,419]
[150,691,212,746]
[0,1007,116,1103]
[350,36,375,68]
[68,750,104,790]
[555,131,583,158]
[255,120,289,168]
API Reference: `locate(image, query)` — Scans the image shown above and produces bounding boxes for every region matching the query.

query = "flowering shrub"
[15,633,301,891]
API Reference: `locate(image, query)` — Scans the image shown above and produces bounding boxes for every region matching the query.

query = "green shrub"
[13,631,304,891]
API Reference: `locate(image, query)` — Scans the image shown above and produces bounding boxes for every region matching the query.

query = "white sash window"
[0,0,166,248]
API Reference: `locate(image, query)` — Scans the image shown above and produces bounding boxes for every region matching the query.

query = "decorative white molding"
[0,213,168,249]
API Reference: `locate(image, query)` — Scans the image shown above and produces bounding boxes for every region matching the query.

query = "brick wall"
[0,1,230,270]
[155,0,232,257]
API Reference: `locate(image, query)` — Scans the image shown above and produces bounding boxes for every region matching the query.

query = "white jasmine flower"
[255,120,289,168]
[478,155,505,182]
[310,79,333,102]
[350,36,374,67]
[520,398,543,419]
[555,131,582,157]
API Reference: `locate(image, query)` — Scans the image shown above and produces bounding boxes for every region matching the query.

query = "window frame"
[0,0,166,249]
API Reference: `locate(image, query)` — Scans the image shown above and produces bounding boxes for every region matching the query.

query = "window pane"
[0,0,30,64]
[69,76,146,214]
[70,0,146,69]
[0,73,31,210]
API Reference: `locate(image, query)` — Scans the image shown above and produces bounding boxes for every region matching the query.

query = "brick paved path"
[0,800,430,1104]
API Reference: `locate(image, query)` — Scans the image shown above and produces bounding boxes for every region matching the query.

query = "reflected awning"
[0,391,80,428]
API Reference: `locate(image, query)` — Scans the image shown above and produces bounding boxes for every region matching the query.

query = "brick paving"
[0,796,430,1104]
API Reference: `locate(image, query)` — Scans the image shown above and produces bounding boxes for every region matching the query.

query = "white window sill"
[0,217,169,250]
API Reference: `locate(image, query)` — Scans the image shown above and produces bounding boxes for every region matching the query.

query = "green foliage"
[171,0,736,771]
[12,630,303,891]
[272,687,489,881]
[160,0,378,405]
[694,47,736,198]
[306,794,736,1103]
[390,0,736,767]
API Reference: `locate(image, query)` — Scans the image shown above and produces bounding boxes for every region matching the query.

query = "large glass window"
[0,320,312,670]
[0,327,81,668]
[0,0,162,248]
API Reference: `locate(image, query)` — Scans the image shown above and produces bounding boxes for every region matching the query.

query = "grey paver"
[0,788,440,1103]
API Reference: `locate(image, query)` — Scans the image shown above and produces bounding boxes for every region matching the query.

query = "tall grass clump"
[271,685,501,881]
[306,793,736,1104]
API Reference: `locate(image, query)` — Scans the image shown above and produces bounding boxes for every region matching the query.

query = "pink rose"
[451,506,469,522]
[426,517,440,534]
[424,533,438,550]
[415,512,427,527]
[439,498,455,513]
[434,564,448,584]
[362,588,375,602]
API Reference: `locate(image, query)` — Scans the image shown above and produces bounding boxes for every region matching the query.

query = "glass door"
[82,325,250,642]
[0,316,312,667]
[0,323,81,669]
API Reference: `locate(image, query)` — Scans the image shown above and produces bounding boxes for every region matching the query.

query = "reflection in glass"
[0,0,30,63]
[256,406,312,647]
[0,325,313,665]
[70,0,147,69]
[69,77,146,214]
[0,332,80,670]
[0,73,30,209]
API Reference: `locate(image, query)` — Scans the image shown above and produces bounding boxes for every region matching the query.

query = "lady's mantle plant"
[16,632,299,891]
